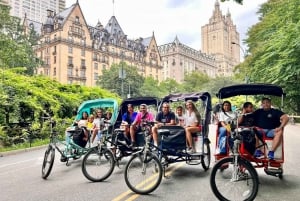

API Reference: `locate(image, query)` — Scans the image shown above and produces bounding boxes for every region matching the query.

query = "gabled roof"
[56,4,76,25]
[105,16,125,36]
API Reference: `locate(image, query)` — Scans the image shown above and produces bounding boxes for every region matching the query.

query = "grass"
[0,139,49,153]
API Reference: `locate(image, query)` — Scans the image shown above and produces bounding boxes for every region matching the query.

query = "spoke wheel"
[201,139,211,170]
[124,152,163,194]
[41,145,55,179]
[210,157,259,201]
[81,147,115,182]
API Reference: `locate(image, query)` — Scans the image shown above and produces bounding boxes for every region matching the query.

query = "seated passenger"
[91,108,105,143]
[217,101,237,155]
[121,104,138,137]
[253,97,289,160]
[87,115,94,130]
[152,102,176,146]
[238,102,255,127]
[238,102,257,155]
[65,111,89,147]
[129,104,154,147]
[175,106,185,126]
[184,100,201,154]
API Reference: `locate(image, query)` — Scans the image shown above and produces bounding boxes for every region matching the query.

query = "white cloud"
[66,0,267,50]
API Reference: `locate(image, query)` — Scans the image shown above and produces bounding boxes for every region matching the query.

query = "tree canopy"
[239,0,300,113]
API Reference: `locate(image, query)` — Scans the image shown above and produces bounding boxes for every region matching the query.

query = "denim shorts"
[257,129,275,138]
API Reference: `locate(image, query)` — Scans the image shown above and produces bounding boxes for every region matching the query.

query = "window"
[68,46,73,54]
[81,49,85,57]
[67,68,73,76]
[94,72,98,80]
[53,67,56,76]
[94,63,98,70]
[81,59,86,68]
[53,56,56,64]
[102,64,106,70]
[68,56,73,65]
[75,16,79,23]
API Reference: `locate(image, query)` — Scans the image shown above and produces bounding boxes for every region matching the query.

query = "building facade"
[25,2,162,87]
[8,0,65,23]
[158,36,217,83]
[201,0,240,76]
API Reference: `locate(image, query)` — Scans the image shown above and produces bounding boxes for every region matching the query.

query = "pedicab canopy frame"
[115,96,160,128]
[161,92,212,137]
[216,83,285,108]
[75,98,119,125]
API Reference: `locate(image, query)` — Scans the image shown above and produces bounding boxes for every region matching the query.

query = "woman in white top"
[217,101,237,154]
[91,108,105,143]
[184,100,201,154]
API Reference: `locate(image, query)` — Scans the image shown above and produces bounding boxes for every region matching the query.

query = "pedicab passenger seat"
[158,126,186,152]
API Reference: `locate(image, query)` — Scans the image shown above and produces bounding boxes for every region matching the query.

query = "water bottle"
[97,130,102,142]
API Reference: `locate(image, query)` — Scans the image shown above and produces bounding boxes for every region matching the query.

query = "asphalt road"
[1,124,300,201]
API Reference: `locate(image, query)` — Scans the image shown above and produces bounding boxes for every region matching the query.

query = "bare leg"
[129,125,136,143]
[271,129,283,151]
[152,126,158,145]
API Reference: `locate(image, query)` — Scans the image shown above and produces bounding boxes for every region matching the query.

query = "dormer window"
[75,16,80,24]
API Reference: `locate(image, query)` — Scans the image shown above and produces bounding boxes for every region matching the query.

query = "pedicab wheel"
[210,157,259,201]
[81,147,115,182]
[201,140,211,170]
[41,145,55,179]
[124,151,163,194]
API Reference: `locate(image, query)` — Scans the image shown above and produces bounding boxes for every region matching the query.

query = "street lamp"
[119,51,126,98]
[231,42,246,60]
[231,42,250,100]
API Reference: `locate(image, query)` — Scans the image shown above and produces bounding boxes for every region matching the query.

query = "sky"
[65,0,268,51]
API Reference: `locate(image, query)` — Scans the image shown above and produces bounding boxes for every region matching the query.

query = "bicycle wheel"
[41,145,55,179]
[124,151,163,194]
[210,157,259,201]
[81,147,115,182]
[201,139,211,170]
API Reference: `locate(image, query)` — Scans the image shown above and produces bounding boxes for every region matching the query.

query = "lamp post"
[231,42,249,100]
[119,51,126,98]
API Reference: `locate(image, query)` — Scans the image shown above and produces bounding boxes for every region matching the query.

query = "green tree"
[97,62,144,98]
[243,0,300,113]
[0,3,40,74]
[182,71,210,92]
[140,77,161,97]
[159,78,182,95]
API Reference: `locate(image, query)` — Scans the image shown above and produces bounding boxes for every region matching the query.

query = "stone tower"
[201,0,240,76]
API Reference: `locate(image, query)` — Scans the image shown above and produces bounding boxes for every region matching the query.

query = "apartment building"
[24,2,162,87]
[8,0,65,23]
[201,0,240,76]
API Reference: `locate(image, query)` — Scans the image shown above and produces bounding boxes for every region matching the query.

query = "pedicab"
[123,92,212,194]
[41,98,118,180]
[81,96,160,182]
[210,83,286,201]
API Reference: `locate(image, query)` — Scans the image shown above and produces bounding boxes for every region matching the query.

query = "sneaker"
[254,150,264,159]
[60,155,67,162]
[268,151,275,160]
[186,147,195,154]
[130,141,137,148]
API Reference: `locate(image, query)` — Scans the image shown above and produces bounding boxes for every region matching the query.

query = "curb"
[0,144,48,157]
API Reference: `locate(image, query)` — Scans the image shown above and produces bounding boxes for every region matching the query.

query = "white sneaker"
[187,147,195,154]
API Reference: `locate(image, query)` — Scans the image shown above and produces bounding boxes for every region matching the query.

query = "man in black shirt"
[152,102,176,146]
[253,97,289,160]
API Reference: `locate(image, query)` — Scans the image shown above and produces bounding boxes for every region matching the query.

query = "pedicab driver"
[253,97,289,160]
